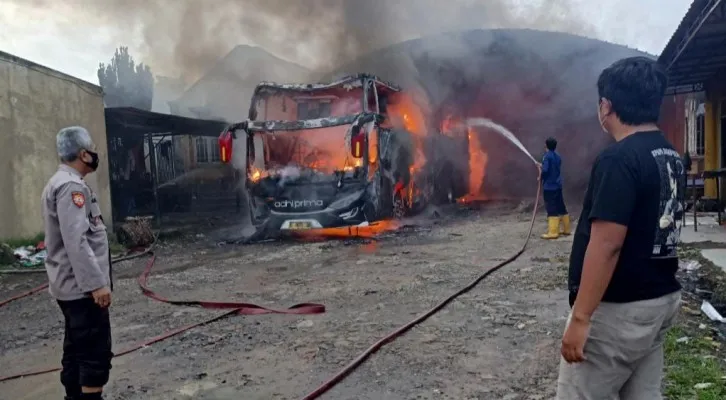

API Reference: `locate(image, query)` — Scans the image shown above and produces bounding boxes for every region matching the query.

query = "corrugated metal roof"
[658,0,726,90]
[105,107,227,138]
[659,0,709,65]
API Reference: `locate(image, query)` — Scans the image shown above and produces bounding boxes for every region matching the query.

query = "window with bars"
[195,137,209,163]
[208,137,220,162]
[195,137,221,163]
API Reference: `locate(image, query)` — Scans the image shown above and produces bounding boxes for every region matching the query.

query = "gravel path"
[0,203,574,400]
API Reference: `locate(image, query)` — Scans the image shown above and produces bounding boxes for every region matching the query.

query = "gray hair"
[57,126,94,162]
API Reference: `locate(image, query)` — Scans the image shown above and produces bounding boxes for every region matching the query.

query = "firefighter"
[538,137,570,239]
[41,126,113,400]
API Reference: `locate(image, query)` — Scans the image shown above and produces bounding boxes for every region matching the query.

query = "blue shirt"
[541,150,563,191]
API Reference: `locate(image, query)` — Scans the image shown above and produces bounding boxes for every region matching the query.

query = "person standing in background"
[538,137,571,239]
[557,56,684,399]
[41,126,113,400]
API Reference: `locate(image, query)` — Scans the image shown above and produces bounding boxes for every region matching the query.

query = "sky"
[0,0,693,86]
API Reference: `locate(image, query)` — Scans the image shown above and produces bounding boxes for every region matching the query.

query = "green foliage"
[664,327,726,399]
[98,47,154,110]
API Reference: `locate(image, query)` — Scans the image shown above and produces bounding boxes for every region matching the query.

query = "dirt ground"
[0,202,574,400]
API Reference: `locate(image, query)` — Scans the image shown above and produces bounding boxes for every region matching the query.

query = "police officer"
[41,126,112,400]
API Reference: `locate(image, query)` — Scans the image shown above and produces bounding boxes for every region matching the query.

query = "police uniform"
[41,164,113,399]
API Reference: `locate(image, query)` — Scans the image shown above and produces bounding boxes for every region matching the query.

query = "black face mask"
[83,150,99,171]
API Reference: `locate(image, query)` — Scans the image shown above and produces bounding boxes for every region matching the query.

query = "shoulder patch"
[71,192,85,208]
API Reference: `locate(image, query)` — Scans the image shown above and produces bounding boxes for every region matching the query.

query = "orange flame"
[249,165,266,182]
[468,128,488,195]
[343,158,363,172]
[387,94,428,172]
[248,126,367,181]
[384,94,429,209]
[290,220,400,239]
[458,127,489,203]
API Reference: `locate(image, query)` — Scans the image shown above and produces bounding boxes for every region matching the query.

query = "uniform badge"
[71,192,85,208]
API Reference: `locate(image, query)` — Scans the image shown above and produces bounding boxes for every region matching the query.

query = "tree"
[98,47,154,110]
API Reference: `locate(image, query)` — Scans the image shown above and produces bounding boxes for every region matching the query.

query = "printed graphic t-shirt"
[568,131,684,305]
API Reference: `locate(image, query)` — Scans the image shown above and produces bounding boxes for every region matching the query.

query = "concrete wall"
[0,51,111,239]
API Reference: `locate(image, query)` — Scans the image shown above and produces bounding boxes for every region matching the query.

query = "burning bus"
[218,74,470,236]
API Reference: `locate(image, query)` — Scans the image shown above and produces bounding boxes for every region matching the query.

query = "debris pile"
[116,216,155,248]
[0,241,47,268]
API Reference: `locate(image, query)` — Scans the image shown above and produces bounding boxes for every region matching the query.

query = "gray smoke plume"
[325,28,653,200]
[12,0,644,205]
[13,0,595,81]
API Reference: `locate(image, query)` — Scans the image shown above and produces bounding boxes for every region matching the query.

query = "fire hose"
[137,254,326,315]
[0,240,325,383]
[0,181,541,398]
[299,180,541,399]
[0,245,161,382]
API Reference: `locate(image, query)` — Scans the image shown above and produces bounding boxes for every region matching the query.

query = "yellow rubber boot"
[560,214,571,235]
[541,217,560,239]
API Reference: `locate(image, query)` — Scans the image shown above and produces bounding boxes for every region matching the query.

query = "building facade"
[659,0,726,200]
[0,51,111,238]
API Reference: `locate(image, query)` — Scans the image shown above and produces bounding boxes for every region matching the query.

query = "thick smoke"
[327,29,653,199]
[14,0,595,80]
[14,0,643,203]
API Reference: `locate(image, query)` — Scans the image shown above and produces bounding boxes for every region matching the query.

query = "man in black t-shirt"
[556,57,684,399]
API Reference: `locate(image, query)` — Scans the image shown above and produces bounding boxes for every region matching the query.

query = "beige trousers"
[556,291,681,400]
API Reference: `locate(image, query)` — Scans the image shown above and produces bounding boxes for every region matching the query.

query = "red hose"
[299,180,541,399]
[137,254,325,315]
[0,242,325,383]
[0,309,237,382]
[0,283,49,308]
[0,179,541,394]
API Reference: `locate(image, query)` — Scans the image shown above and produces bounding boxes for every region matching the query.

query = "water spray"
[466,118,538,165]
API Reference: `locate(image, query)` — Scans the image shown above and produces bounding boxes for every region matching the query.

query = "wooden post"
[704,99,718,198]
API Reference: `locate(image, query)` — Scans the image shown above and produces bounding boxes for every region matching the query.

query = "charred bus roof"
[251,73,401,96]
[227,112,381,133]
[245,73,399,125]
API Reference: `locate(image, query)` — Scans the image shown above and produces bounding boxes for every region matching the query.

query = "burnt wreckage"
[218,74,470,236]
